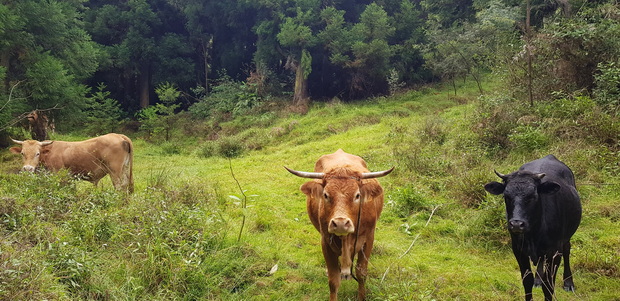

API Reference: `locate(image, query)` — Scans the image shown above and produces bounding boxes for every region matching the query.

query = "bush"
[593,60,620,113]
[197,136,246,159]
[189,75,263,120]
[508,125,549,153]
[83,83,124,135]
[388,185,432,218]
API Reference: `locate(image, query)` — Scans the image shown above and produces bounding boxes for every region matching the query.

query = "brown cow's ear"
[361,180,383,198]
[9,147,22,154]
[301,181,323,197]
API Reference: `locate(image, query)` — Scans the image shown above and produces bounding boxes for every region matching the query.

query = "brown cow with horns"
[10,133,134,193]
[286,149,393,301]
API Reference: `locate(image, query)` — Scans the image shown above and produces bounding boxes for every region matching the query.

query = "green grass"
[1,80,619,300]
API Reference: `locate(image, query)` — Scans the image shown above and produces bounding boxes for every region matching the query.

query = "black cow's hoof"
[534,278,542,288]
[563,284,575,292]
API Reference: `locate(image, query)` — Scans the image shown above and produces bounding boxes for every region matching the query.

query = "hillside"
[1,81,619,300]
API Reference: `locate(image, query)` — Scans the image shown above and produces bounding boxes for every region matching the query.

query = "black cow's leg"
[541,253,561,301]
[534,258,544,288]
[514,252,534,301]
[562,241,576,292]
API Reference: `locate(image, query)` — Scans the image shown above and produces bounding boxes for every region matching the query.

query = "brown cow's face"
[10,140,49,172]
[322,179,362,236]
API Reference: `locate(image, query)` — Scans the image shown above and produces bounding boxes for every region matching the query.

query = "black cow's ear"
[484,181,505,195]
[538,181,561,194]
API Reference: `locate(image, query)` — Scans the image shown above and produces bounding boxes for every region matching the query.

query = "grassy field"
[1,80,619,300]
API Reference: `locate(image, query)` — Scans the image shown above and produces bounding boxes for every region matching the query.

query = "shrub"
[388,185,432,218]
[189,75,263,120]
[218,136,246,158]
[594,60,620,114]
[508,125,549,153]
[83,83,124,135]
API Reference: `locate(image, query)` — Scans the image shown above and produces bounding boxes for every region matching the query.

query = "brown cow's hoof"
[341,272,352,280]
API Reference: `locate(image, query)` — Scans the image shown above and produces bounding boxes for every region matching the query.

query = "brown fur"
[299,149,385,301]
[10,133,134,193]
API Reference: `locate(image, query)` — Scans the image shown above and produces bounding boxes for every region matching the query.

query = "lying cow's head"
[10,139,53,172]
[484,170,560,234]
[286,166,393,236]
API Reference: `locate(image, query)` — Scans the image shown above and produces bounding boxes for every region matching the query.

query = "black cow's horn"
[284,166,324,179]
[361,167,395,179]
[534,173,546,180]
[494,170,508,180]
[10,138,23,144]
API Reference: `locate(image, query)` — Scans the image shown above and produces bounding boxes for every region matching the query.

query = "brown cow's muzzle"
[21,165,36,172]
[329,217,355,236]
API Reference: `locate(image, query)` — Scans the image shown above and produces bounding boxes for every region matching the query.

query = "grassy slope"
[1,80,619,300]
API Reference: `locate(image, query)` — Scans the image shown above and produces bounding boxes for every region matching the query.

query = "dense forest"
[1,0,619,141]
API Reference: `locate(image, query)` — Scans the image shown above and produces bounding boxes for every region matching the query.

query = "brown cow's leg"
[340,236,353,280]
[323,240,341,301]
[355,238,372,301]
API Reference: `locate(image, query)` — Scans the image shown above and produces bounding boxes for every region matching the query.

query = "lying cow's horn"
[40,141,53,146]
[494,170,508,180]
[533,173,546,180]
[10,138,24,145]
[361,167,395,179]
[284,166,324,179]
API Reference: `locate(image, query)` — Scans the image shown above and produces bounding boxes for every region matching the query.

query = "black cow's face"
[485,171,560,234]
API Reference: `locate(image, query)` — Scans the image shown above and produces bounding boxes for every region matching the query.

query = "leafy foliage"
[189,76,262,120]
[83,83,123,135]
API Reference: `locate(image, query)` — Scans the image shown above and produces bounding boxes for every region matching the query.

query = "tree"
[0,0,99,133]
[277,6,318,107]
[320,3,395,98]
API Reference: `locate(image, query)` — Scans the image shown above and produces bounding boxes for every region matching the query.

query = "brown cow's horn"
[361,167,394,179]
[40,141,53,146]
[10,138,24,144]
[284,166,324,179]
[494,170,508,180]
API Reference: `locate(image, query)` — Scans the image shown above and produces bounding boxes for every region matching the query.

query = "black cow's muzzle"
[508,219,527,233]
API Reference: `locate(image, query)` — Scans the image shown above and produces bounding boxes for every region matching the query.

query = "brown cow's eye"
[355,193,361,200]
[323,193,329,200]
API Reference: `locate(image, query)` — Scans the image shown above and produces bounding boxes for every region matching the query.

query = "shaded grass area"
[1,80,619,300]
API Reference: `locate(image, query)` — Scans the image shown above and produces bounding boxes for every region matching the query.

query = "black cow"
[484,155,582,301]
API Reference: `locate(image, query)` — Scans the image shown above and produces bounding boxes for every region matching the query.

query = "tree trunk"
[139,64,150,108]
[293,63,309,107]
[202,36,213,94]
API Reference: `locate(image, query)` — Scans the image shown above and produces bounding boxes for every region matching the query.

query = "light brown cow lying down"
[10,133,133,193]
[286,149,393,301]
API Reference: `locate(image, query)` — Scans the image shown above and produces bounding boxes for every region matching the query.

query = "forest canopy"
[1,0,619,141]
